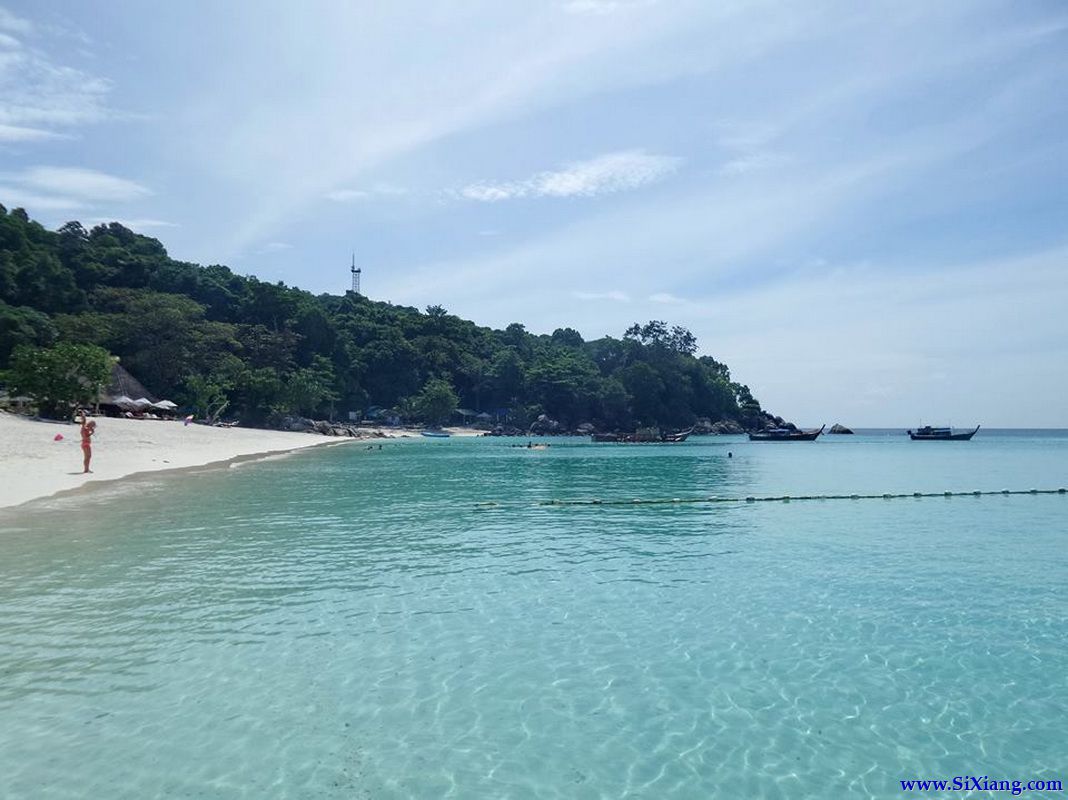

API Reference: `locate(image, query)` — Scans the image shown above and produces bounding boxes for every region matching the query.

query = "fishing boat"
[748,424,825,442]
[591,426,694,443]
[420,430,451,438]
[661,427,694,443]
[907,425,979,441]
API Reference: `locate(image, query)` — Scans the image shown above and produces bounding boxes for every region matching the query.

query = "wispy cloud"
[19,167,150,201]
[259,241,293,253]
[0,123,66,142]
[718,152,790,176]
[87,217,178,230]
[0,166,151,215]
[325,189,369,202]
[325,183,407,203]
[648,292,685,304]
[0,8,113,137]
[0,7,32,35]
[460,150,680,202]
[0,184,82,210]
[573,290,630,302]
[562,0,655,16]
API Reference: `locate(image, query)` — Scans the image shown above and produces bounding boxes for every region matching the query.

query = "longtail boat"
[907,425,979,441]
[591,426,694,443]
[748,424,825,442]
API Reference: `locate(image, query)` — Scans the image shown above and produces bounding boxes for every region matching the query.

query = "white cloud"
[325,189,370,202]
[87,217,178,230]
[562,0,655,16]
[0,184,82,210]
[0,9,112,137]
[718,152,789,176]
[573,290,630,302]
[0,7,32,35]
[19,166,150,201]
[648,292,684,304]
[460,150,680,202]
[325,183,406,202]
[0,123,65,142]
[260,241,293,252]
[1,167,151,217]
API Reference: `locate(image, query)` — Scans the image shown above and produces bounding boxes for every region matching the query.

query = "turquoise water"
[1,432,1066,798]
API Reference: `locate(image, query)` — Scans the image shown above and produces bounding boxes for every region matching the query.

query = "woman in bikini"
[79,411,97,473]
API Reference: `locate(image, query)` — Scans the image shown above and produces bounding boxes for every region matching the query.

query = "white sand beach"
[0,413,489,510]
[0,412,357,510]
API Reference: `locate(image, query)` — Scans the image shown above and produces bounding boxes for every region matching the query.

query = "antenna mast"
[350,252,361,294]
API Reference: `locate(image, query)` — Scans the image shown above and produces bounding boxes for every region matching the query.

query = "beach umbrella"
[153,399,178,410]
[110,394,136,408]
[131,397,153,408]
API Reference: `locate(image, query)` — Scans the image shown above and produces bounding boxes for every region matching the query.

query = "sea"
[1,430,1066,799]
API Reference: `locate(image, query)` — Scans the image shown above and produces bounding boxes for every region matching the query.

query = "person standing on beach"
[79,411,96,473]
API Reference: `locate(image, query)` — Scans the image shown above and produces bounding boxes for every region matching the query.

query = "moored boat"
[907,425,979,441]
[590,426,694,443]
[661,427,694,443]
[421,430,451,438]
[748,424,825,442]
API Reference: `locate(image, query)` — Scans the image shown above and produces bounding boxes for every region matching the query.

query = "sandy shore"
[0,414,487,510]
[0,413,361,510]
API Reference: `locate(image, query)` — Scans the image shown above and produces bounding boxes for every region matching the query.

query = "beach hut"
[97,364,158,416]
[100,364,156,407]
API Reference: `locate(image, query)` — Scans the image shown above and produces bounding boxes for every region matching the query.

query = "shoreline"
[0,412,365,511]
[3,439,356,514]
[0,412,486,512]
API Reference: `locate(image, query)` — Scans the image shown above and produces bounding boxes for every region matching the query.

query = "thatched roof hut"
[100,363,156,405]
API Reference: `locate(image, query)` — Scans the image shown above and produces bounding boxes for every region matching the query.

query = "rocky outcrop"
[276,415,386,438]
[829,423,854,434]
[709,419,746,434]
[575,422,596,435]
[529,414,564,435]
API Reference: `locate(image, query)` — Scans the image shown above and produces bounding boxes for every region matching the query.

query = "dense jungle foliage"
[0,205,765,428]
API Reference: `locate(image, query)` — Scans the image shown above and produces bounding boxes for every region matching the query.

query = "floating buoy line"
[474,487,1067,509]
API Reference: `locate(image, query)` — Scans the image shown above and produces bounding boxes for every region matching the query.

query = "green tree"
[6,342,113,418]
[184,374,231,424]
[0,301,57,367]
[412,377,458,426]
[283,355,340,417]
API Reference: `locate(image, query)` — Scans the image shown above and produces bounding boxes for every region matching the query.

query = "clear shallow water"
[1,432,1066,798]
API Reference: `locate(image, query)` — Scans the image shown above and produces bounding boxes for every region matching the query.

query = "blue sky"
[2,0,1066,426]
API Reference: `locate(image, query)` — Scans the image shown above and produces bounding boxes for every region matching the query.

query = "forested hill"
[0,205,768,429]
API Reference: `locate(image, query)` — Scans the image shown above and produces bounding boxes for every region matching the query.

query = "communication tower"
[350,253,361,294]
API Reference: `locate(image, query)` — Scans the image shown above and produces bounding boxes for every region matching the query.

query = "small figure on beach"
[78,411,96,473]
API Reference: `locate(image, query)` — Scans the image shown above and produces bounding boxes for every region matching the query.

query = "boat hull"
[908,425,980,441]
[420,431,451,438]
[748,424,825,442]
[591,426,694,443]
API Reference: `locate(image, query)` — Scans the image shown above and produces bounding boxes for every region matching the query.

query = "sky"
[1,0,1066,426]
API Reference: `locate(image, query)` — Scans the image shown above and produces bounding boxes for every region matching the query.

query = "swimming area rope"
[474,487,1067,509]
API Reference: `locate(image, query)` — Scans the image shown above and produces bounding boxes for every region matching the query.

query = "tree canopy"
[0,204,766,429]
[6,342,112,418]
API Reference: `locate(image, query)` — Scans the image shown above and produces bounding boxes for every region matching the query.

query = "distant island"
[0,206,783,433]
